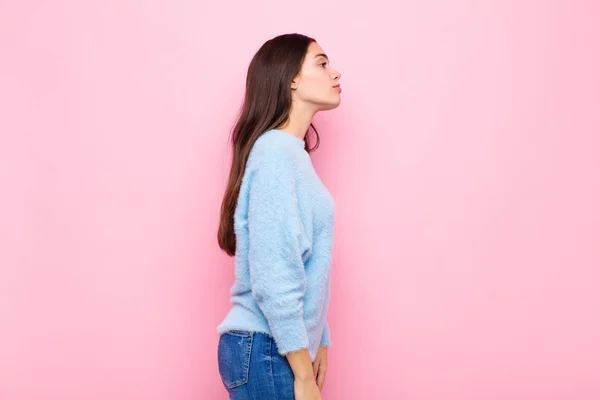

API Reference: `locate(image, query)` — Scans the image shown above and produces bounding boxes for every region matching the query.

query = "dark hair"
[217,33,321,256]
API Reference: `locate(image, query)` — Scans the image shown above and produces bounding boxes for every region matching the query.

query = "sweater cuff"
[270,314,310,356]
[320,321,331,347]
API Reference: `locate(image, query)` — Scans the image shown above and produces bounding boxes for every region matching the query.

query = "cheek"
[300,76,333,99]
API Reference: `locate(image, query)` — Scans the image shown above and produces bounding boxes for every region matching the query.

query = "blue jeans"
[217,330,296,399]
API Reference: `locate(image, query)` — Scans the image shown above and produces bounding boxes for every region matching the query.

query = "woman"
[216,33,342,400]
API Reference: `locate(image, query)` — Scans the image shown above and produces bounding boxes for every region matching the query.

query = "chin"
[318,98,341,111]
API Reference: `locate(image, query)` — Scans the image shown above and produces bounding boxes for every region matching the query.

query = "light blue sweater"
[217,129,336,362]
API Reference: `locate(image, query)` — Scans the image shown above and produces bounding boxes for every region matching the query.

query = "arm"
[286,349,316,382]
[247,148,313,379]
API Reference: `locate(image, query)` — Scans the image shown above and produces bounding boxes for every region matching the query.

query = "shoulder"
[247,132,301,172]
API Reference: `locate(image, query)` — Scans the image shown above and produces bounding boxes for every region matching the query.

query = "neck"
[276,102,317,141]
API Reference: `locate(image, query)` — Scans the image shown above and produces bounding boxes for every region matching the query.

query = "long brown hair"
[217,33,321,256]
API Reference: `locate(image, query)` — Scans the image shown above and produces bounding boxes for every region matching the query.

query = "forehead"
[305,42,326,59]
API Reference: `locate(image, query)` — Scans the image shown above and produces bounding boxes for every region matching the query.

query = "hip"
[217,330,296,400]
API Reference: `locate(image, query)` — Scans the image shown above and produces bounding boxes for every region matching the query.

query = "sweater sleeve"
[247,148,309,356]
[320,320,331,347]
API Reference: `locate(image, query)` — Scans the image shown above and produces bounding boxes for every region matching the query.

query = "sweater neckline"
[269,129,306,149]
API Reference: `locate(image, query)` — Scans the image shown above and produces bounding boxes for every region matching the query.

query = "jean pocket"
[218,331,253,389]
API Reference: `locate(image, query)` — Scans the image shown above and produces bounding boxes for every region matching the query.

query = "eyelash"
[319,62,327,68]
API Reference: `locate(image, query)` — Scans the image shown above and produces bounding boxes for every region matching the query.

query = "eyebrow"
[314,53,329,61]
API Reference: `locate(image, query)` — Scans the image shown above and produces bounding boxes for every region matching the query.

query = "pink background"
[1,1,599,399]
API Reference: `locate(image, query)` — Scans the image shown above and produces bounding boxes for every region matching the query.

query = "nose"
[333,70,341,81]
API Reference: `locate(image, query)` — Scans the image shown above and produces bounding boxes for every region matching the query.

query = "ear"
[291,73,301,90]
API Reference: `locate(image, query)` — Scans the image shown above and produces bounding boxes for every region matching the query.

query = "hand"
[294,377,322,400]
[312,346,328,391]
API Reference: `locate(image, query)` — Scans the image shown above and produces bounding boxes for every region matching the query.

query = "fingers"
[317,367,325,391]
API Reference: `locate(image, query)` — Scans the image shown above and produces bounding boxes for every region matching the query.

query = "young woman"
[216,33,342,400]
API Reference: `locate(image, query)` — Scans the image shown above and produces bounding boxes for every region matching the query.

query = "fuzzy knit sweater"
[217,128,336,363]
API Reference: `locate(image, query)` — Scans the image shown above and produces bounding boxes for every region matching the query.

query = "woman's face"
[291,42,342,111]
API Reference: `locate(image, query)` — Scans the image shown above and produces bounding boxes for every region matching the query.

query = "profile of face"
[290,42,342,111]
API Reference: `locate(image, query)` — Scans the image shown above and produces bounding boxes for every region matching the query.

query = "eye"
[319,62,327,68]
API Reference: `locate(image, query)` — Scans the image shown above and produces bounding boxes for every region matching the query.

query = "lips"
[333,84,342,93]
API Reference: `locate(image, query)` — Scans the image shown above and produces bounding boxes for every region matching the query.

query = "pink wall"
[1,1,599,399]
